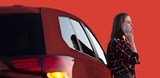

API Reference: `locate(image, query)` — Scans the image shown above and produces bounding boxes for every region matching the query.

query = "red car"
[0,5,111,78]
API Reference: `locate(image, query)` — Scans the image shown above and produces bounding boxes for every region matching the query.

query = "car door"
[82,24,111,78]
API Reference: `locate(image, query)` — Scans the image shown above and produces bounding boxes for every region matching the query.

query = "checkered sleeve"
[112,38,140,65]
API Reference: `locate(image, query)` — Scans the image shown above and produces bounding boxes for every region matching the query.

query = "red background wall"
[0,0,160,78]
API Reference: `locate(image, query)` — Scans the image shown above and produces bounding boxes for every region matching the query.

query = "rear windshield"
[0,13,45,57]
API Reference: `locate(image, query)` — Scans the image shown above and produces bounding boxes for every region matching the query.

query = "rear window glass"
[0,13,45,57]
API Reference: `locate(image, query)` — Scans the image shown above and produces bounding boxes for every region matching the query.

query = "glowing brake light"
[47,72,67,78]
[11,56,74,78]
[12,58,41,72]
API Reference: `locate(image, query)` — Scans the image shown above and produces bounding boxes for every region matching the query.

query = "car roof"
[0,5,79,21]
[0,5,90,29]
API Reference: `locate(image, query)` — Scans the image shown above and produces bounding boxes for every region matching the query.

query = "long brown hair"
[110,13,128,40]
[106,13,128,65]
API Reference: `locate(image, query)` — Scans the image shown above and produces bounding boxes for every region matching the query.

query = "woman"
[106,13,140,78]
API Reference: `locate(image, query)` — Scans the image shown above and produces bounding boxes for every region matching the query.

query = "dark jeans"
[114,71,135,78]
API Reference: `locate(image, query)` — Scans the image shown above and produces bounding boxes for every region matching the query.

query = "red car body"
[0,5,111,78]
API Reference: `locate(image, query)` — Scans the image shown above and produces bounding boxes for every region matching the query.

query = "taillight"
[12,58,41,73]
[11,56,74,78]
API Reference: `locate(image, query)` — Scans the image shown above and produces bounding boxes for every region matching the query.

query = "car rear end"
[0,6,74,78]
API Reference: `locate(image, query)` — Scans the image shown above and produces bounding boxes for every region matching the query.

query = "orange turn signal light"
[47,72,66,78]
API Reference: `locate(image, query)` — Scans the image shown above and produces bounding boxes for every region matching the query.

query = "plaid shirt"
[107,38,140,76]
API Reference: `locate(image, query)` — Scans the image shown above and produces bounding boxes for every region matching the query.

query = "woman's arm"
[128,35,138,53]
[112,38,140,64]
[124,29,138,53]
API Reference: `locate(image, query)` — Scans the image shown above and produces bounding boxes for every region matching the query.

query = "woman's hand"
[122,25,137,52]
[122,25,134,41]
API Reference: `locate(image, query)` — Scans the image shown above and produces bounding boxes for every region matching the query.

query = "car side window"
[58,17,80,51]
[82,24,107,64]
[58,16,95,57]
[69,19,95,57]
